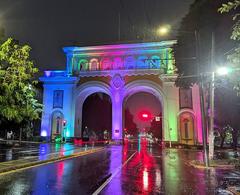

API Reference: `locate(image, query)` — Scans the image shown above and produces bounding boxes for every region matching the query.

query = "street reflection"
[119,137,159,194]
[0,144,231,195]
[6,149,13,161]
[143,168,148,191]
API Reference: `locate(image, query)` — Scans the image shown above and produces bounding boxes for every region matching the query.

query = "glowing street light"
[157,25,171,36]
[216,66,231,76]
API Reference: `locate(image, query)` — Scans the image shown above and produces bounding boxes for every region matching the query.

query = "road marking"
[92,151,137,195]
[0,148,105,176]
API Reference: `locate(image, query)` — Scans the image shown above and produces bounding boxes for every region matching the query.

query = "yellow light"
[157,25,171,36]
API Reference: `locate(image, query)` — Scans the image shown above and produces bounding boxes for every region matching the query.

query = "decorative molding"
[77,69,165,78]
[159,74,178,82]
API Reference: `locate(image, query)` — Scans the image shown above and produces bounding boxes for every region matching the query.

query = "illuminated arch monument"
[40,41,203,145]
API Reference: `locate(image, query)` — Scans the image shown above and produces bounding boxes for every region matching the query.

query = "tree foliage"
[0,38,42,124]
[219,0,240,94]
[124,108,138,136]
[174,0,235,87]
[149,113,162,139]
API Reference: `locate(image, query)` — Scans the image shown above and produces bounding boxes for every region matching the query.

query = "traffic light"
[138,111,152,121]
[142,113,149,118]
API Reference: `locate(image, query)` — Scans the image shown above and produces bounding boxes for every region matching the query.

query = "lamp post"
[209,66,232,160]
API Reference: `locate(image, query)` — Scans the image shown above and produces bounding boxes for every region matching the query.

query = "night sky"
[0,0,194,72]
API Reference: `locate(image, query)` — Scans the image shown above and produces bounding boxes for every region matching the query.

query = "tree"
[149,113,162,140]
[219,1,240,94]
[174,0,235,87]
[174,0,238,159]
[0,38,42,138]
[214,81,240,148]
[124,108,138,137]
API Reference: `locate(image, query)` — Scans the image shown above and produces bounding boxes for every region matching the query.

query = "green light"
[164,110,178,142]
[167,48,174,74]
[55,135,62,143]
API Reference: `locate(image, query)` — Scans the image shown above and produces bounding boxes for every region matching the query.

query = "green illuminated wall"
[164,82,179,142]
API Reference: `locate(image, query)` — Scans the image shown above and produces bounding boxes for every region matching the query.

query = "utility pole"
[195,31,209,167]
[209,32,215,160]
[199,75,209,167]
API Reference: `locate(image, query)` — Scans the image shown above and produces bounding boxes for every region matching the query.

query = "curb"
[0,147,104,175]
[188,161,235,169]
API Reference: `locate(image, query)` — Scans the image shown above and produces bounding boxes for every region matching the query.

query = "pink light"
[143,168,149,191]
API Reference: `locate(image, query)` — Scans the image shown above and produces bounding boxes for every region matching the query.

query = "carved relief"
[137,55,148,69]
[101,57,112,70]
[150,55,161,69]
[111,74,124,89]
[113,57,123,70]
[78,59,88,71]
[124,56,135,69]
[89,58,99,70]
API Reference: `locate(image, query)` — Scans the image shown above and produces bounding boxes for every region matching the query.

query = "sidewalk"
[0,143,104,175]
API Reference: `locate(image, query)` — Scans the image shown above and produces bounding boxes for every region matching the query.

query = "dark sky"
[0,0,194,72]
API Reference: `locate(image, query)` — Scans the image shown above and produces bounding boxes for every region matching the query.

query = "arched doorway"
[74,81,112,138]
[179,112,195,145]
[82,92,112,141]
[123,80,167,142]
[123,92,162,141]
[51,111,64,139]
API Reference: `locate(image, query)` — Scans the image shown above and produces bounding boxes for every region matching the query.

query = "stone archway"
[123,80,168,140]
[74,81,112,137]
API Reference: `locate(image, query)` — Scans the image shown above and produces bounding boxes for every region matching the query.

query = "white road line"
[92,151,137,195]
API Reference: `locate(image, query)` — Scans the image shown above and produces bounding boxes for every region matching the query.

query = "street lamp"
[157,25,171,36]
[216,66,232,76]
[209,66,232,160]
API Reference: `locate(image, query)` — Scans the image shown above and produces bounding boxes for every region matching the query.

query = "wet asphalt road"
[0,139,233,195]
[0,142,83,162]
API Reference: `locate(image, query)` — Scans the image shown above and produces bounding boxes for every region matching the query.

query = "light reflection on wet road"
[0,139,232,194]
[0,143,82,162]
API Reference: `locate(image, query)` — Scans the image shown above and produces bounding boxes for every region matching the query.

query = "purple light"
[44,71,51,77]
[41,130,47,137]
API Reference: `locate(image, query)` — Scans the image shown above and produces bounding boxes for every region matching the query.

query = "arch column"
[74,101,83,137]
[110,74,125,140]
[111,89,124,140]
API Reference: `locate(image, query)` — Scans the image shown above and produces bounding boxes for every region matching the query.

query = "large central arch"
[74,79,168,140]
[123,80,168,140]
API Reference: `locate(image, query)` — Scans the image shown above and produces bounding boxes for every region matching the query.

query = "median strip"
[0,147,105,176]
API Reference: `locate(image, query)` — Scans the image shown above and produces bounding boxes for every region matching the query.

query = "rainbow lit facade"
[40,41,203,144]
